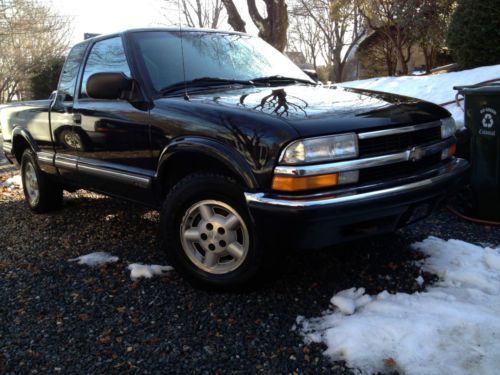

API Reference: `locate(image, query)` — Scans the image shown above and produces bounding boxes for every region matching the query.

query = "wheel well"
[159,152,247,196]
[13,136,31,164]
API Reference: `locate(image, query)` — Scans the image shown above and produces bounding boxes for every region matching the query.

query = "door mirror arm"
[122,78,146,103]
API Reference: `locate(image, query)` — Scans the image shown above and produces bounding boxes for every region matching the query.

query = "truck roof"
[76,27,250,46]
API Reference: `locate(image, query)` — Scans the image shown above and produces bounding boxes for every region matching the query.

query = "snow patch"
[0,174,22,188]
[330,288,372,315]
[128,263,173,280]
[69,252,119,267]
[342,64,500,129]
[296,237,500,375]
[415,275,424,286]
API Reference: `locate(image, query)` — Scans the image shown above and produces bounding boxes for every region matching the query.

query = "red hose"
[446,206,500,227]
[440,78,500,108]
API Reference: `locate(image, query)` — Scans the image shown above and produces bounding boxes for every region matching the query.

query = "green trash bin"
[454,83,500,221]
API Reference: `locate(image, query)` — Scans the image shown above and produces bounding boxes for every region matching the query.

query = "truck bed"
[0,100,52,143]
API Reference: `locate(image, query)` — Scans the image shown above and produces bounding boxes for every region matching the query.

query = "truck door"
[49,42,88,181]
[72,36,154,203]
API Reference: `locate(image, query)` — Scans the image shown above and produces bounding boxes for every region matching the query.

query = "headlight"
[280,133,358,164]
[440,117,456,139]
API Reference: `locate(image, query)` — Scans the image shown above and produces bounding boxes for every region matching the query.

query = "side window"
[57,43,88,101]
[80,37,131,99]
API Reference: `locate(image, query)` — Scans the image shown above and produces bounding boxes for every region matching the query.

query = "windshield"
[130,31,313,92]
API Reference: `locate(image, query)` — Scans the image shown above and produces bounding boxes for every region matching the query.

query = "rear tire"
[160,172,266,290]
[21,149,63,213]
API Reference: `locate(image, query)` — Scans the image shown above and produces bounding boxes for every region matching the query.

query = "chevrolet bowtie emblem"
[409,146,425,162]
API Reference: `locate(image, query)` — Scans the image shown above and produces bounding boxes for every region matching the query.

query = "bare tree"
[291,0,367,82]
[359,0,419,75]
[357,30,397,77]
[0,0,71,102]
[223,0,289,52]
[414,0,454,73]
[221,0,246,32]
[288,7,322,70]
[162,0,226,29]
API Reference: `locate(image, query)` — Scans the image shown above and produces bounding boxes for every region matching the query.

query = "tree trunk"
[395,47,409,75]
[263,0,288,52]
[335,63,344,83]
[246,0,288,52]
[221,0,246,32]
[332,47,344,83]
[385,52,395,76]
[422,45,435,74]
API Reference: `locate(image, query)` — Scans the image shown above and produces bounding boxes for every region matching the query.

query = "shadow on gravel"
[0,190,161,264]
[1,188,498,374]
[0,188,425,293]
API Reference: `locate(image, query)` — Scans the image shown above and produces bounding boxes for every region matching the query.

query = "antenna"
[178,0,189,100]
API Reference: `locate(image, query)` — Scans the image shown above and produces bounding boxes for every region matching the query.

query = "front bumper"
[245,158,469,249]
[2,140,15,165]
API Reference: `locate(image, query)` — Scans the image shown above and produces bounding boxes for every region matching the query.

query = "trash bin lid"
[454,83,500,96]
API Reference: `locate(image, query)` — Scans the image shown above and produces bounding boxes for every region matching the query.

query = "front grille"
[359,154,442,184]
[358,126,441,157]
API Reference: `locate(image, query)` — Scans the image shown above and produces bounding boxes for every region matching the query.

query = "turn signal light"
[448,144,457,157]
[441,144,457,160]
[272,173,338,192]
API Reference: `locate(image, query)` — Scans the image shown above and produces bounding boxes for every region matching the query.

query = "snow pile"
[69,252,119,267]
[296,237,500,375]
[0,174,22,188]
[68,253,173,280]
[128,263,173,280]
[342,64,500,129]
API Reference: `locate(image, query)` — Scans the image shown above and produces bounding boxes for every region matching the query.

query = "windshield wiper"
[250,75,315,86]
[159,77,254,95]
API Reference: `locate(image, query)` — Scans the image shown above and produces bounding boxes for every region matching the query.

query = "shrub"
[447,0,500,69]
[30,56,65,100]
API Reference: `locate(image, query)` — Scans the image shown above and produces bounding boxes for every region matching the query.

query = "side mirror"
[86,72,133,100]
[302,69,319,83]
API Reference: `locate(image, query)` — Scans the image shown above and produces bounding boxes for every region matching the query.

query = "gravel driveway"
[1,163,498,373]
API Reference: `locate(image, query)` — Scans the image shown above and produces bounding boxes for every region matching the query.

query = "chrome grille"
[358,124,442,157]
[273,120,452,193]
[359,154,442,183]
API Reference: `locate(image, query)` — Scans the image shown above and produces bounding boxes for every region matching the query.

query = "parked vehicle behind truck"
[1,28,468,289]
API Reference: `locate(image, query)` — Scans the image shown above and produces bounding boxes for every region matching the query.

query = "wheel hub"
[24,161,39,206]
[180,200,249,274]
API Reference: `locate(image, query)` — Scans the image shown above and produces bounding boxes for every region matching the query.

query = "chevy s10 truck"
[0,28,468,289]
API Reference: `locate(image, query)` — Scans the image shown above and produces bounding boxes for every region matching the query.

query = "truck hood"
[187,85,450,137]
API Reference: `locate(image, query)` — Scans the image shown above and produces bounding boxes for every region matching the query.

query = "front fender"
[156,136,259,190]
[11,127,39,162]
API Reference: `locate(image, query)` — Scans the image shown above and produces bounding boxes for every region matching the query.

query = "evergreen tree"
[447,0,500,69]
[30,57,65,100]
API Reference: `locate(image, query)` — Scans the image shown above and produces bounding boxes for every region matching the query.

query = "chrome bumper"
[245,158,469,209]
[2,140,12,154]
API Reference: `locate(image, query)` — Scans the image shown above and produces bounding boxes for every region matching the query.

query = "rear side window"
[80,37,131,99]
[58,43,88,101]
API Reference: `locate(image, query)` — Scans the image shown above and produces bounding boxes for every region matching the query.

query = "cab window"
[57,43,88,101]
[80,37,131,99]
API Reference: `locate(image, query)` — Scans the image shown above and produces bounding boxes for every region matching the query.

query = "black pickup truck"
[1,28,468,289]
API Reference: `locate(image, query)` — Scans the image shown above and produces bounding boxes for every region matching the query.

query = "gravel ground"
[1,166,499,374]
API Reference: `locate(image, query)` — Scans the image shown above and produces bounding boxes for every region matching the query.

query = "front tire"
[21,149,63,213]
[160,172,265,290]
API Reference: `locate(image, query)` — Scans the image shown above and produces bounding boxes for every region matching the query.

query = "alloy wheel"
[180,200,249,274]
[24,161,40,206]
